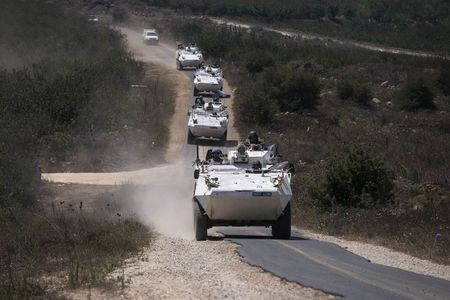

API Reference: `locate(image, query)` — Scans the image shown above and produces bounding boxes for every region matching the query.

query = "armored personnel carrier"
[192,142,294,241]
[187,97,228,143]
[176,43,203,70]
[193,65,224,96]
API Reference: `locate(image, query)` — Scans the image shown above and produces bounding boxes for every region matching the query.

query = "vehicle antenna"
[196,144,199,162]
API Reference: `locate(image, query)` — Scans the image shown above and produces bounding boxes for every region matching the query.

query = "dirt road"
[43,27,327,299]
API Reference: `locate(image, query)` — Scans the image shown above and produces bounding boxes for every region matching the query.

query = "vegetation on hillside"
[0,1,159,297]
[141,0,450,53]
[0,0,174,207]
[164,17,450,263]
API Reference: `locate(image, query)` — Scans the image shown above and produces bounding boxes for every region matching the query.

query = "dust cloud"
[125,160,195,240]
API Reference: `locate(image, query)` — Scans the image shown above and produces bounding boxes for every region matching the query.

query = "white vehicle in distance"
[142,29,159,44]
[192,140,294,241]
[193,64,224,96]
[176,43,203,70]
[88,15,99,22]
[187,97,228,143]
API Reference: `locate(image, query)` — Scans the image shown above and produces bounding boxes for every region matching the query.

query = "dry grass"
[0,184,151,299]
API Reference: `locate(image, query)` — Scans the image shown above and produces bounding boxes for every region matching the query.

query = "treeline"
[140,0,450,52]
[145,0,450,22]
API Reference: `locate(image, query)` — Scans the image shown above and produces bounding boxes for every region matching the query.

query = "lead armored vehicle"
[187,97,228,142]
[192,142,293,241]
[176,43,203,70]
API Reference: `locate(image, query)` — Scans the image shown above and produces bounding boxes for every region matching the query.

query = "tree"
[309,145,395,209]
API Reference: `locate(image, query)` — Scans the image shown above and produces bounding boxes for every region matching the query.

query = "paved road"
[218,227,450,299]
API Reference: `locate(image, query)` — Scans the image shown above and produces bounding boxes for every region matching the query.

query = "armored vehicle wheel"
[193,87,199,96]
[272,203,291,239]
[187,130,196,144]
[194,201,207,241]
[177,61,183,70]
[221,130,228,141]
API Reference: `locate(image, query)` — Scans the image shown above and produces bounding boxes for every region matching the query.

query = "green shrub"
[235,83,277,125]
[308,145,395,209]
[245,51,275,74]
[397,76,435,110]
[337,79,372,106]
[269,70,321,111]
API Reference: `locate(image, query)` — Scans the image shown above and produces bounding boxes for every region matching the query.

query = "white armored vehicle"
[142,29,159,44]
[192,140,294,241]
[193,65,224,96]
[187,97,228,142]
[176,43,203,70]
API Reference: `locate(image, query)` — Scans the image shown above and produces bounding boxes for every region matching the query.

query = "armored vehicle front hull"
[179,59,202,68]
[196,191,289,221]
[193,167,292,240]
[189,124,227,139]
[194,81,222,94]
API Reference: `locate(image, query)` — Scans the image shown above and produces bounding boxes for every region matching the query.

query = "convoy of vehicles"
[138,34,292,241]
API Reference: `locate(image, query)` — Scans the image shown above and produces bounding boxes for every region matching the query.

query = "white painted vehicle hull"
[194,82,222,92]
[189,124,226,138]
[196,191,290,221]
[179,59,202,68]
[144,38,159,44]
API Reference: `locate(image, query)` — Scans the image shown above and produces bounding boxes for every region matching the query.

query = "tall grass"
[0,185,151,298]
[0,0,175,209]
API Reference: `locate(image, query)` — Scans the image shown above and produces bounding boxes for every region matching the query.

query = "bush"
[269,70,321,111]
[337,79,372,106]
[308,145,395,209]
[397,76,435,110]
[245,51,275,74]
[235,82,277,125]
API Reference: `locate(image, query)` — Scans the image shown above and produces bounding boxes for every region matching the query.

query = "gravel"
[64,234,330,299]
